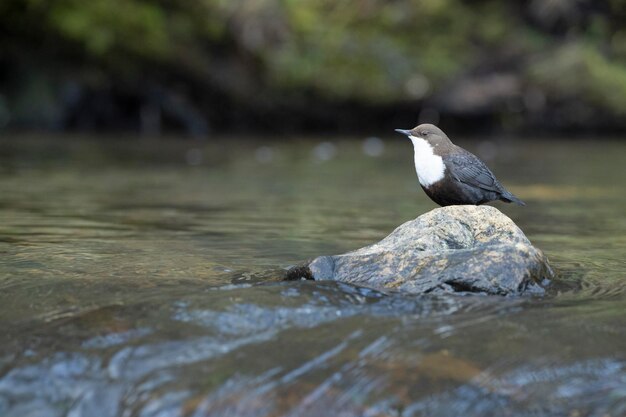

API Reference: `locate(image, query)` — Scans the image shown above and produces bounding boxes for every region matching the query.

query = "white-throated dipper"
[395,124,525,207]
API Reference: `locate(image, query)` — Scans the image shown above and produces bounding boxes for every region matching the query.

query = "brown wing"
[445,150,503,193]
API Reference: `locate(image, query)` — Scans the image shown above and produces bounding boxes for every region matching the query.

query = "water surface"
[0,136,624,416]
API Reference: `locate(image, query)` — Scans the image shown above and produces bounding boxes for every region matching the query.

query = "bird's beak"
[394,129,411,137]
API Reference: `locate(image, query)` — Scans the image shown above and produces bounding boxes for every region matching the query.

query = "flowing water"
[0,136,624,417]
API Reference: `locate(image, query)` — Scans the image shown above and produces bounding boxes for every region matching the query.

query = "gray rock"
[287,206,553,295]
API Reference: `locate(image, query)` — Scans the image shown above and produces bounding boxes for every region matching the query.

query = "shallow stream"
[0,136,624,416]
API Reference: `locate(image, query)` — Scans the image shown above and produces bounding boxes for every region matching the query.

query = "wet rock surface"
[286,206,553,295]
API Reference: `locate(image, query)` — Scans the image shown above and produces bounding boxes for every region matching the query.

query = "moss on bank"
[2,0,626,133]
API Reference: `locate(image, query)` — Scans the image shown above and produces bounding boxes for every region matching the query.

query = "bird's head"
[395,124,452,148]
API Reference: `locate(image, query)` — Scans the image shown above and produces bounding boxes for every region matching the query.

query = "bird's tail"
[500,190,526,206]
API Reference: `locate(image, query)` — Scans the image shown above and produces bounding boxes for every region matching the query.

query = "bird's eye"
[422,131,428,136]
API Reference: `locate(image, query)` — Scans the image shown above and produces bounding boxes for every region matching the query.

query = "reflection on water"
[0,137,624,416]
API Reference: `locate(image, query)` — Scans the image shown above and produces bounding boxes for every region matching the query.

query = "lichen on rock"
[286,206,553,296]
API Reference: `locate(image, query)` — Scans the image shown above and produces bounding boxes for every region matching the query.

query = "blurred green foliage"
[2,0,626,131]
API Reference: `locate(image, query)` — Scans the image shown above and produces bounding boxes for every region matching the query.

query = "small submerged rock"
[286,206,553,295]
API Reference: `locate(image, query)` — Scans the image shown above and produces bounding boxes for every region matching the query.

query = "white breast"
[410,136,446,187]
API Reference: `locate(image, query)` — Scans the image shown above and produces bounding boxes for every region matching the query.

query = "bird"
[394,124,525,207]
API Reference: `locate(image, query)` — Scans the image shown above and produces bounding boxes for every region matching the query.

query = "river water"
[0,136,624,417]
